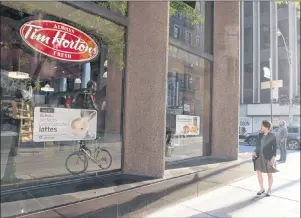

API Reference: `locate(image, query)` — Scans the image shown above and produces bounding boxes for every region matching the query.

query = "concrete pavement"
[148,151,300,218]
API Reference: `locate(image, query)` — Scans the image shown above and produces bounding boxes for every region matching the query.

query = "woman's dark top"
[254,132,277,161]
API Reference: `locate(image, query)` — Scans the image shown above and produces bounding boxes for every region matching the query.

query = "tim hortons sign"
[20,20,99,62]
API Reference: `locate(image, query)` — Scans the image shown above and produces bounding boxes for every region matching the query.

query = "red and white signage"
[20,20,99,62]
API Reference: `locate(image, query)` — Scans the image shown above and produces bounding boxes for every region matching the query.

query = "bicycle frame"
[80,146,100,165]
[77,140,100,165]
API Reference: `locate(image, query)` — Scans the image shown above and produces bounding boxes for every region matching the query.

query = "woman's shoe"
[266,190,272,197]
[257,189,265,195]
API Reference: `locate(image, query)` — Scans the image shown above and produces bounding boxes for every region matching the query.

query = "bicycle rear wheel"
[65,151,88,175]
[95,149,112,170]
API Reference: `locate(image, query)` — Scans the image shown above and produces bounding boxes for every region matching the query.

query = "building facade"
[0,1,240,217]
[240,1,300,129]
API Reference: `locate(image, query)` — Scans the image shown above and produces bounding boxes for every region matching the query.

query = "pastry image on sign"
[183,125,190,134]
[71,110,96,136]
[71,118,89,134]
[176,115,200,136]
[191,126,199,133]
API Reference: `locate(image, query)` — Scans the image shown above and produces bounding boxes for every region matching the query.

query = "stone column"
[123,1,169,177]
[211,1,240,159]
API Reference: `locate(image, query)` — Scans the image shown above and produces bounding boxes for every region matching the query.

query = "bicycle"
[65,139,112,175]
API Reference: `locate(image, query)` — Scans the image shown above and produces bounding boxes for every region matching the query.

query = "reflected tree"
[277,1,300,18]
[98,1,204,24]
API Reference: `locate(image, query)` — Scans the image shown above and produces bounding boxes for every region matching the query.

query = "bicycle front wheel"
[65,151,88,175]
[95,149,112,170]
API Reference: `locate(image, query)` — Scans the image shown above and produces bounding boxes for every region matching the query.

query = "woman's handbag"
[252,155,259,171]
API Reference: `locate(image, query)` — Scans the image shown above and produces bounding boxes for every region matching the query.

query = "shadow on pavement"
[165,156,229,170]
[54,159,253,218]
[187,178,298,218]
[2,159,253,218]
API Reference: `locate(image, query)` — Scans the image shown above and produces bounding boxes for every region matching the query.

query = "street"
[148,150,300,218]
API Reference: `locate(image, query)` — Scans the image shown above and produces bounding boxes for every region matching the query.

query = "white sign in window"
[176,115,200,136]
[33,107,97,142]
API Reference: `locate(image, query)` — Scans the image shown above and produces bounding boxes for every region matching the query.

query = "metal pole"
[269,58,273,124]
[288,2,294,126]
[288,50,293,125]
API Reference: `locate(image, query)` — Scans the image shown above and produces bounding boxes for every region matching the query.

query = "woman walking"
[252,120,278,197]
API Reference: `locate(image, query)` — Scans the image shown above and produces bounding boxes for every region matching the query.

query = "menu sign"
[175,115,200,136]
[33,107,97,142]
[20,20,99,62]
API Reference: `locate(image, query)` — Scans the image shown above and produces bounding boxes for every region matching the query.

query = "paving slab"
[148,204,213,218]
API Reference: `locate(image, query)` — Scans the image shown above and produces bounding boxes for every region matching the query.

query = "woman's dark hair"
[262,120,272,130]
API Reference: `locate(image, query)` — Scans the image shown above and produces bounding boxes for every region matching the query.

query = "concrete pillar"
[288,2,298,96]
[270,2,278,81]
[123,1,169,177]
[252,1,260,103]
[211,1,240,159]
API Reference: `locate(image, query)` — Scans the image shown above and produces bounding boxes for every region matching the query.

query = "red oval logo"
[20,20,99,62]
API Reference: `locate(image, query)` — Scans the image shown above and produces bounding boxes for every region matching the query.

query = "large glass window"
[166,46,211,162]
[0,1,124,187]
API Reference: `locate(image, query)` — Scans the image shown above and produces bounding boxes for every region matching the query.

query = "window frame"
[185,31,192,45]
[196,36,201,48]
[173,24,181,39]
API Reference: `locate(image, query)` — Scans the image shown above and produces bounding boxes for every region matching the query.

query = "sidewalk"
[1,142,122,183]
[148,151,300,218]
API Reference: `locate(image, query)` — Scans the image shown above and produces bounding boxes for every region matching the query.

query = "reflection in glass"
[166,46,211,162]
[0,1,124,187]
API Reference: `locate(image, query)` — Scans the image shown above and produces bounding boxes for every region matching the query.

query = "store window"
[166,46,211,161]
[0,2,124,187]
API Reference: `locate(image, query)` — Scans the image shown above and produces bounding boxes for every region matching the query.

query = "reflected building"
[166,1,213,161]
[240,1,300,130]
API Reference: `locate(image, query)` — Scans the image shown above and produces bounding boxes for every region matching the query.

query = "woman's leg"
[267,173,273,192]
[256,171,264,191]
